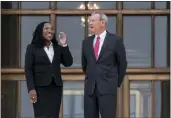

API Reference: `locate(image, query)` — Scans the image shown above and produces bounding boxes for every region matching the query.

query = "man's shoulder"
[108,32,124,47]
[107,32,121,40]
[83,35,94,43]
[87,35,95,40]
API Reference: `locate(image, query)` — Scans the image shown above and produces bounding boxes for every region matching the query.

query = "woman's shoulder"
[26,44,37,52]
[27,44,34,49]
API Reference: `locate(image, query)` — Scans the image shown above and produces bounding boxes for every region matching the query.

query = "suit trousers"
[84,83,117,118]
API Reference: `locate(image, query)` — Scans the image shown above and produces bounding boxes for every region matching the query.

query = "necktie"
[94,36,100,60]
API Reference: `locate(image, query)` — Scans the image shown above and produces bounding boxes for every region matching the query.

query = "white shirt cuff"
[61,44,68,47]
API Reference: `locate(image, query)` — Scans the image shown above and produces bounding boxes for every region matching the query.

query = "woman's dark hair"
[31,21,58,47]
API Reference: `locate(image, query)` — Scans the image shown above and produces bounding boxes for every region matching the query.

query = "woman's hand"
[59,32,67,46]
[29,89,37,103]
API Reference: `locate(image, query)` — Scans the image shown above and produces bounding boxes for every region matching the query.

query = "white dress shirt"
[93,30,107,58]
[44,42,54,63]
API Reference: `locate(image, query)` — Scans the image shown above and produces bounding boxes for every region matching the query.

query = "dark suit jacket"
[82,31,127,95]
[24,44,73,92]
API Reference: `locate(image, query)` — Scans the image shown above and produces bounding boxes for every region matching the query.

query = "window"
[123,16,151,68]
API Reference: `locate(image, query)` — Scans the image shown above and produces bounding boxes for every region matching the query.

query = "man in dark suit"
[82,12,127,118]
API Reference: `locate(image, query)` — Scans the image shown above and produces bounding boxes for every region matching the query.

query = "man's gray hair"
[91,11,108,24]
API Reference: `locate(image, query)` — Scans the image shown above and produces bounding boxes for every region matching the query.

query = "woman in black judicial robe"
[24,22,73,118]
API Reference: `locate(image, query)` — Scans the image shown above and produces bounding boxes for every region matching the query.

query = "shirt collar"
[44,41,53,48]
[95,30,107,40]
[49,41,53,47]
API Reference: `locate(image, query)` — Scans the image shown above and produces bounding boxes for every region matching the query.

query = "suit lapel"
[42,45,57,64]
[97,32,110,61]
[52,45,57,64]
[41,48,51,64]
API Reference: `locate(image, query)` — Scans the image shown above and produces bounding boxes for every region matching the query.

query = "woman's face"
[42,23,55,41]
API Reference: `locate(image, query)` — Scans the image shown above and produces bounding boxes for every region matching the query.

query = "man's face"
[89,14,104,34]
